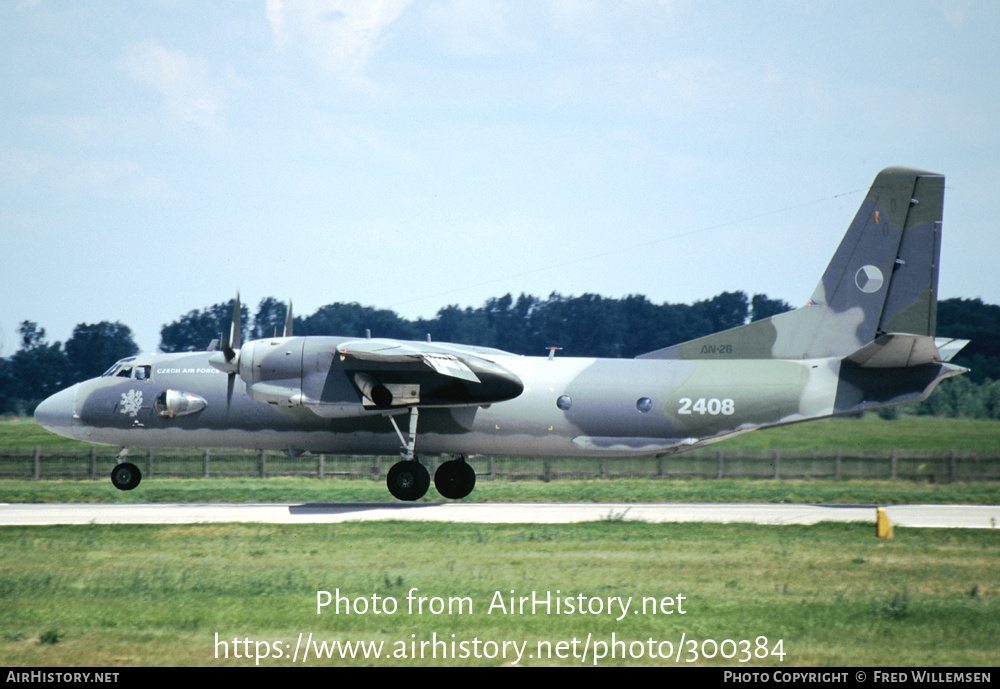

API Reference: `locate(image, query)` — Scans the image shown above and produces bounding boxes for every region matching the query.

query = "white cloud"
[1,148,173,203]
[424,0,516,56]
[932,0,973,28]
[265,0,411,81]
[119,40,229,133]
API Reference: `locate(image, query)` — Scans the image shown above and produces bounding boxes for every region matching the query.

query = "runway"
[1,502,997,529]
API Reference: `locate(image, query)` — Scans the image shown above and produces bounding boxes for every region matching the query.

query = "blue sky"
[3,0,998,354]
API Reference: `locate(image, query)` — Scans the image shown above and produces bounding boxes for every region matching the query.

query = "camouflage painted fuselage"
[38,332,962,460]
[35,167,968,488]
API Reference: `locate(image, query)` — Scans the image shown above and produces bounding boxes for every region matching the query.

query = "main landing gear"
[386,460,430,502]
[386,456,476,501]
[434,457,476,500]
[384,408,477,501]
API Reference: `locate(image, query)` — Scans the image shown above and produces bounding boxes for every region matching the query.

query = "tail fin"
[639,167,945,361]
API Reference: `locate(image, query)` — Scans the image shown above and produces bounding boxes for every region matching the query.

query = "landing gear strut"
[385,408,430,501]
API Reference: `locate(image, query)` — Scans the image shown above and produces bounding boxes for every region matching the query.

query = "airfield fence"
[2,446,1000,483]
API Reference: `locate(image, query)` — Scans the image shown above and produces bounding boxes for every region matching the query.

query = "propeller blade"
[222,292,241,362]
[283,298,293,338]
[232,292,241,351]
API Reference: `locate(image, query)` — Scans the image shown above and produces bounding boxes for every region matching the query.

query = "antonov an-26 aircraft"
[36,167,968,501]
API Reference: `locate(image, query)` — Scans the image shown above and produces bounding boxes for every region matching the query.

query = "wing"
[334,338,523,410]
[336,340,482,382]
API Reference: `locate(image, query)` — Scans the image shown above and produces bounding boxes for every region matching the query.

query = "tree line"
[2,292,998,419]
[158,291,792,360]
[0,321,140,415]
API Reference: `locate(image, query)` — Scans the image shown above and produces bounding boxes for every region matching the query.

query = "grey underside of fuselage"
[63,346,954,459]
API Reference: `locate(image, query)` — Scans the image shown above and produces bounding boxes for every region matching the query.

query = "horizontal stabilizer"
[844,334,968,368]
[935,337,970,363]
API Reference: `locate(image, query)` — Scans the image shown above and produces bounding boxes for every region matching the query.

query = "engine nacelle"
[232,336,523,418]
[239,338,306,407]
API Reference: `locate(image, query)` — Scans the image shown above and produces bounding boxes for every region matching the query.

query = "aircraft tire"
[434,459,476,500]
[110,462,142,491]
[386,460,430,501]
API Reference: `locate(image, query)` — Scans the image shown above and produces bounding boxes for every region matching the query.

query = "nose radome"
[34,385,80,440]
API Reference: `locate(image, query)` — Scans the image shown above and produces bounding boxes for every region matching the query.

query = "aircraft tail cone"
[876,507,894,539]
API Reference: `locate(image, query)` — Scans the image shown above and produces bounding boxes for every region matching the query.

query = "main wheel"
[434,459,476,500]
[386,460,430,501]
[110,462,142,491]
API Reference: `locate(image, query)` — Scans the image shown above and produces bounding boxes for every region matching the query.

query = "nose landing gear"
[111,461,142,491]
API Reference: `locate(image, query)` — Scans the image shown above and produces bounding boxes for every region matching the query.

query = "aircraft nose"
[34,385,80,440]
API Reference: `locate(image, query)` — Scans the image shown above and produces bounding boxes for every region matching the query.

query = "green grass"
[3,417,998,667]
[731,415,1000,452]
[0,418,94,449]
[3,414,999,504]
[2,476,999,505]
[4,414,1000,452]
[0,522,996,666]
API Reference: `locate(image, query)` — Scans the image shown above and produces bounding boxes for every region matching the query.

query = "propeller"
[208,294,292,410]
[208,292,243,410]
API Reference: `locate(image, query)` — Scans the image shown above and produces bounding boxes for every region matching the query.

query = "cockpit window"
[135,365,151,381]
[102,357,137,378]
